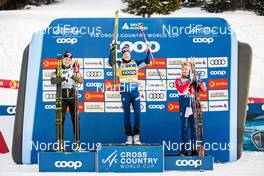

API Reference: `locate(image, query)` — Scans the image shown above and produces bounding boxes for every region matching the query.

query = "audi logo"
[175,159,202,168]
[169,93,179,98]
[7,107,16,114]
[86,82,103,87]
[45,93,56,99]
[86,71,102,77]
[45,105,56,109]
[210,70,226,76]
[193,37,214,44]
[56,38,78,45]
[210,59,226,65]
[54,160,82,169]
[148,93,165,99]
[149,104,165,110]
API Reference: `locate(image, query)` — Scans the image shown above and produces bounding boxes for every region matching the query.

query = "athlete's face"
[182,64,190,78]
[122,52,131,61]
[63,57,72,67]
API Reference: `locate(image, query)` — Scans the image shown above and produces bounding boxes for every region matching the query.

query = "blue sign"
[165,155,214,170]
[97,145,164,172]
[0,105,16,116]
[19,17,238,164]
[39,151,96,172]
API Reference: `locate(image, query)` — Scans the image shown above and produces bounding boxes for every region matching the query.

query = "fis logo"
[102,150,118,167]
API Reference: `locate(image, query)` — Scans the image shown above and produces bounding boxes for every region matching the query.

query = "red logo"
[208,79,228,89]
[104,80,120,91]
[138,70,146,80]
[200,91,208,101]
[42,58,58,69]
[168,102,179,112]
[147,58,166,69]
[84,92,104,101]
[0,131,9,154]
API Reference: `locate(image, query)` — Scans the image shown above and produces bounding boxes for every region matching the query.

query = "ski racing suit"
[51,63,83,144]
[175,76,206,151]
[109,50,151,136]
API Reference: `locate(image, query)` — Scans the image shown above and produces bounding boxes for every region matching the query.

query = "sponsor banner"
[164,156,213,171]
[168,92,179,99]
[84,69,104,80]
[104,58,116,69]
[194,57,207,68]
[167,69,181,80]
[105,91,121,102]
[200,91,208,101]
[84,91,104,102]
[84,102,104,112]
[97,145,164,172]
[0,105,16,115]
[85,82,104,91]
[104,80,120,91]
[248,97,264,104]
[196,68,208,79]
[200,101,208,112]
[43,69,56,80]
[105,102,146,113]
[209,101,229,111]
[208,79,228,89]
[208,57,228,68]
[146,58,166,69]
[166,58,186,68]
[146,69,166,80]
[148,104,166,110]
[42,80,56,91]
[167,80,176,90]
[0,131,9,154]
[43,91,56,102]
[39,152,96,172]
[247,103,264,116]
[147,91,167,102]
[83,58,104,68]
[167,102,179,112]
[138,69,146,80]
[66,102,84,113]
[138,80,146,91]
[42,58,58,69]
[209,69,227,77]
[0,79,19,89]
[146,80,166,91]
[209,90,228,100]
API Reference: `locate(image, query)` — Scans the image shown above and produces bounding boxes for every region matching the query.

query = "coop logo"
[86,82,103,88]
[210,70,226,76]
[54,160,82,169]
[209,101,229,111]
[192,37,214,44]
[169,93,179,98]
[56,38,78,45]
[149,104,165,110]
[175,159,202,168]
[118,41,160,53]
[196,69,208,79]
[7,106,16,114]
[122,70,137,76]
[208,57,228,67]
[45,105,56,110]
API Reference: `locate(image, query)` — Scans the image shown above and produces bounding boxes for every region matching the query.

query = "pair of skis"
[55,55,80,151]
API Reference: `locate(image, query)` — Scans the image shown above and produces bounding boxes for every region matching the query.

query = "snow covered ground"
[0,0,264,175]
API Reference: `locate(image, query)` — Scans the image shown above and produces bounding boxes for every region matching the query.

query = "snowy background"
[0,0,264,175]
